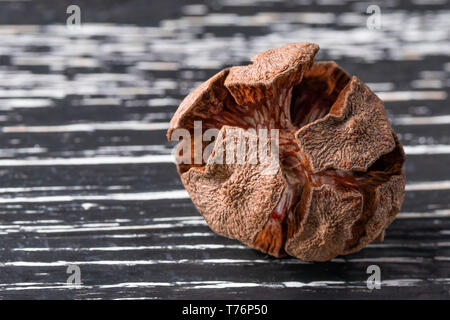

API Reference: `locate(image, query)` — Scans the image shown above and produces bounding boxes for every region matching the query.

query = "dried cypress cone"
[167,42,405,262]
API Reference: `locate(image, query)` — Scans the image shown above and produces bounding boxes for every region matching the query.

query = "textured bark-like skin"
[167,68,230,142]
[180,126,285,245]
[225,43,319,105]
[285,184,363,262]
[295,75,396,173]
[167,42,406,262]
[344,174,405,255]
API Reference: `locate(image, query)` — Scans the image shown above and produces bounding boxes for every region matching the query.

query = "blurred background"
[0,0,449,299]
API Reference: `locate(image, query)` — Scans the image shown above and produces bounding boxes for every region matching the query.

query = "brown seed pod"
[167,42,405,262]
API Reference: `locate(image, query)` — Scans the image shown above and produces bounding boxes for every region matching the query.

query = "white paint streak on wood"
[404,145,450,155]
[405,181,450,191]
[0,155,175,166]
[0,258,311,267]
[377,90,447,102]
[0,185,129,193]
[0,189,189,204]
[393,115,450,125]
[11,244,247,252]
[2,278,448,292]
[398,210,450,218]
[1,121,169,133]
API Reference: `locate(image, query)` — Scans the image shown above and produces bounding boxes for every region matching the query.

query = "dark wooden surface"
[0,0,449,299]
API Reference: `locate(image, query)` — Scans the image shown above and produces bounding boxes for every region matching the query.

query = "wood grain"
[0,0,449,299]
